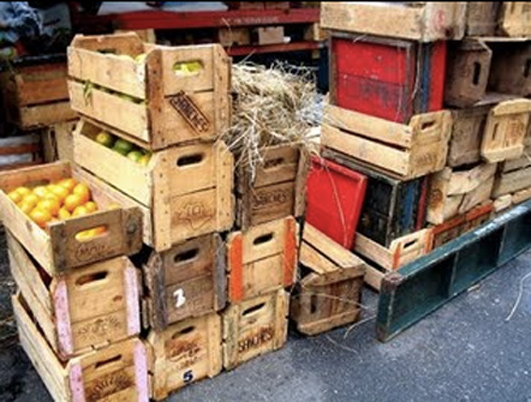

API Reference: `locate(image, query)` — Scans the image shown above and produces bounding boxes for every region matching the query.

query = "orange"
[73,183,91,204]
[108,203,121,210]
[7,191,22,204]
[72,205,89,217]
[37,198,60,217]
[58,178,77,192]
[64,194,83,213]
[85,201,98,213]
[58,208,71,220]
[92,226,106,236]
[22,193,40,208]
[75,230,93,242]
[43,192,60,203]
[33,186,49,198]
[15,187,32,197]
[29,208,52,228]
[18,201,35,215]
[50,185,69,204]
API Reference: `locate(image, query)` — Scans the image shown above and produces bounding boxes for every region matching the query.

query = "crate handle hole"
[472,62,481,85]
[74,226,108,243]
[524,59,530,78]
[420,120,436,131]
[310,295,318,314]
[243,302,266,316]
[173,60,203,77]
[253,233,274,245]
[174,248,199,264]
[95,354,122,370]
[491,123,499,141]
[403,239,418,249]
[174,326,195,338]
[177,153,204,167]
[76,271,108,287]
[264,157,286,170]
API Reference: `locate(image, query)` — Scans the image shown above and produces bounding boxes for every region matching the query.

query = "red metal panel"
[227,41,320,56]
[427,40,447,112]
[305,156,367,249]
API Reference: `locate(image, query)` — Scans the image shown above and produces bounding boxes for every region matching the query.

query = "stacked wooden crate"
[64,32,234,400]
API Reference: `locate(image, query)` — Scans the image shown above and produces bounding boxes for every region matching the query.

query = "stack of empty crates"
[318,2,531,289]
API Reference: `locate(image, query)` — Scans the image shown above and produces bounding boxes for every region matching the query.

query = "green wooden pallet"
[376,199,531,342]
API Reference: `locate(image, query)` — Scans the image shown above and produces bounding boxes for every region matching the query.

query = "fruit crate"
[226,216,297,303]
[222,289,289,370]
[0,161,142,275]
[14,292,149,402]
[329,32,447,123]
[291,224,365,336]
[67,33,231,151]
[426,163,497,225]
[7,231,140,360]
[73,119,234,251]
[140,233,226,332]
[0,133,43,171]
[499,2,531,37]
[0,55,77,129]
[321,104,451,180]
[465,2,501,36]
[235,144,307,230]
[147,313,222,401]
[320,2,466,42]
[42,120,78,163]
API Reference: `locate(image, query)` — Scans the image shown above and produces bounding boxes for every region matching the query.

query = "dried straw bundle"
[223,61,318,182]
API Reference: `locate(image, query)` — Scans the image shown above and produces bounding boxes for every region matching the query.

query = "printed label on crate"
[74,316,124,343]
[175,201,214,230]
[237,326,274,353]
[165,338,203,369]
[252,187,291,209]
[169,91,211,133]
[85,371,134,401]
[75,241,112,264]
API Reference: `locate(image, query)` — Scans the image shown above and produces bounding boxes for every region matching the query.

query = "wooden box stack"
[319,2,531,288]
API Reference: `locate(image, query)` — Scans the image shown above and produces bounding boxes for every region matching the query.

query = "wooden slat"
[17,101,77,129]
[493,166,531,197]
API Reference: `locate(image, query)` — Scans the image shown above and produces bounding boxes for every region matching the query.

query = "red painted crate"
[330,33,447,123]
[305,156,367,249]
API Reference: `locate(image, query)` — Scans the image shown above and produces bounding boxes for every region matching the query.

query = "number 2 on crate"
[173,288,186,308]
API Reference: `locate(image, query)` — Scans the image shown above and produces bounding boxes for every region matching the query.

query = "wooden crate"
[0,133,42,171]
[236,144,306,229]
[42,120,78,163]
[7,231,140,360]
[354,229,431,272]
[290,224,365,336]
[322,148,428,248]
[141,234,226,331]
[492,165,531,199]
[427,163,497,225]
[227,217,297,303]
[489,41,531,98]
[222,289,289,370]
[499,2,531,37]
[218,27,251,47]
[444,40,492,107]
[147,313,222,401]
[13,292,149,402]
[320,2,466,42]
[428,202,494,251]
[329,33,446,123]
[0,57,77,129]
[68,33,231,151]
[251,26,285,45]
[321,104,451,180]
[0,162,143,275]
[481,98,531,163]
[448,105,490,167]
[465,2,501,36]
[73,119,234,251]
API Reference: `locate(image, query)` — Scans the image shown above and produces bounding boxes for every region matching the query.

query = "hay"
[223,61,318,182]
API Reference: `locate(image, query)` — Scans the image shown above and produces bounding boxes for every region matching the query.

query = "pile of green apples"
[95,131,152,166]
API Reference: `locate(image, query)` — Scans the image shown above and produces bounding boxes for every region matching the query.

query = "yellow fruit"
[138,154,151,166]
[92,226,106,236]
[75,230,92,241]
[43,192,60,203]
[29,208,52,228]
[16,187,32,197]
[51,185,69,204]
[85,201,98,213]
[58,208,71,220]
[7,191,23,204]
[58,178,77,193]
[18,201,35,215]
[37,198,60,217]
[72,205,89,217]
[73,183,91,204]
[95,131,115,148]
[22,193,40,208]
[33,186,49,198]
[107,203,121,210]
[64,194,83,213]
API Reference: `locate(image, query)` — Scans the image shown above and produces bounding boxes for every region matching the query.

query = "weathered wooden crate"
[291,224,365,336]
[0,56,77,129]
[227,217,297,303]
[480,98,531,163]
[321,2,466,42]
[42,120,78,163]
[426,163,497,225]
[428,202,494,251]
[448,105,490,167]
[13,292,149,402]
[68,33,231,151]
[218,27,251,47]
[488,40,531,98]
[141,234,226,332]
[222,289,288,370]
[494,187,531,213]
[444,40,492,107]
[7,231,140,360]
[147,313,222,401]
[0,133,42,171]
[492,166,531,199]
[0,162,142,275]
[321,104,451,180]
[465,2,501,36]
[73,119,234,251]
[322,148,428,247]
[236,144,306,230]
[329,32,446,123]
[499,2,531,37]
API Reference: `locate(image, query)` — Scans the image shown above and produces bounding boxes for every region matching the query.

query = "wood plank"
[513,186,531,204]
[493,166,531,197]
[299,242,338,275]
[17,101,77,129]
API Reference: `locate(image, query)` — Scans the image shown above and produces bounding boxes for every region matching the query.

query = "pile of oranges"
[6,178,106,239]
